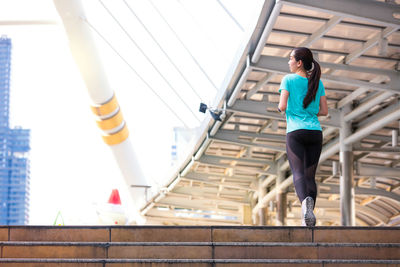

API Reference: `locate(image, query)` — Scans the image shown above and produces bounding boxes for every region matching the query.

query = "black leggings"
[286,129,322,206]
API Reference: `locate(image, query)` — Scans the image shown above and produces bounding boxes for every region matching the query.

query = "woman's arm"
[317,95,328,116]
[278,90,289,112]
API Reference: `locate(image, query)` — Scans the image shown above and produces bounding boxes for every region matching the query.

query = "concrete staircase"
[0,226,399,266]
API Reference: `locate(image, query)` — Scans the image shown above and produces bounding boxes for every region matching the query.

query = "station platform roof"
[141,0,400,226]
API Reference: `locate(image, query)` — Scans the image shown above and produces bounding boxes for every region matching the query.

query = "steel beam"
[219,129,286,143]
[252,1,282,63]
[228,99,340,128]
[353,146,400,153]
[196,155,278,176]
[145,211,240,225]
[272,29,400,51]
[180,177,252,192]
[320,100,400,163]
[246,72,275,99]
[356,163,400,179]
[355,100,400,128]
[320,183,400,204]
[261,175,277,188]
[337,76,388,109]
[265,43,399,64]
[344,92,393,121]
[184,172,256,182]
[337,88,368,109]
[200,153,275,166]
[227,56,251,107]
[253,56,400,94]
[253,176,292,214]
[324,74,397,95]
[368,134,395,143]
[279,0,400,28]
[229,99,284,119]
[346,101,400,145]
[171,187,248,203]
[299,16,342,47]
[320,61,399,80]
[154,197,239,214]
[210,131,286,153]
[346,27,399,64]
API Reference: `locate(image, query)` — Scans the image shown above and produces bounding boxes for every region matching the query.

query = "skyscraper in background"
[171,127,197,167]
[0,36,30,225]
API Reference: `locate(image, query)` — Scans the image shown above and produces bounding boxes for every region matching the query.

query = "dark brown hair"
[292,47,321,108]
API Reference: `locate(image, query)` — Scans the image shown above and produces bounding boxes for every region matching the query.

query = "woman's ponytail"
[303,59,321,108]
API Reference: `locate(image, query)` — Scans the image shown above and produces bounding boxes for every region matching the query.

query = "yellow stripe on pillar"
[96,109,124,131]
[90,94,118,116]
[90,94,129,146]
[102,123,129,146]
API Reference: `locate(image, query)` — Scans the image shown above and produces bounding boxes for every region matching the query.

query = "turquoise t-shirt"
[279,74,325,133]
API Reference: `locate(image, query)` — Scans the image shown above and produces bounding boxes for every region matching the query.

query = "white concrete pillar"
[339,104,355,226]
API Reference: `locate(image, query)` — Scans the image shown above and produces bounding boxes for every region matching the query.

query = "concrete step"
[1,242,399,260]
[0,226,110,242]
[213,242,400,260]
[0,226,399,266]
[2,226,400,243]
[0,258,400,267]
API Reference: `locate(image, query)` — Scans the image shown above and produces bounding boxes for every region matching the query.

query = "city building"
[0,36,30,225]
[171,127,197,167]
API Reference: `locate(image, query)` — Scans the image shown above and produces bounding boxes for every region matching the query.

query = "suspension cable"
[123,0,203,101]
[147,0,219,92]
[216,0,244,32]
[176,0,228,62]
[98,0,201,123]
[82,17,190,128]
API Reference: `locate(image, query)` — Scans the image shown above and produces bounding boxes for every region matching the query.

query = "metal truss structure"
[142,0,400,226]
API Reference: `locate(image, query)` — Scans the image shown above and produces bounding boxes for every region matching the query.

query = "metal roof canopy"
[142,0,400,226]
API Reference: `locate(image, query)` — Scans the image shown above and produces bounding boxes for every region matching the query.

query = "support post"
[392,129,398,147]
[258,178,268,225]
[242,205,253,225]
[53,0,149,222]
[276,157,287,226]
[250,194,258,225]
[340,104,355,226]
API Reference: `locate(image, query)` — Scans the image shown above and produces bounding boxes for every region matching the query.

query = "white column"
[339,104,355,226]
[276,157,287,226]
[53,0,149,220]
[258,178,268,225]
